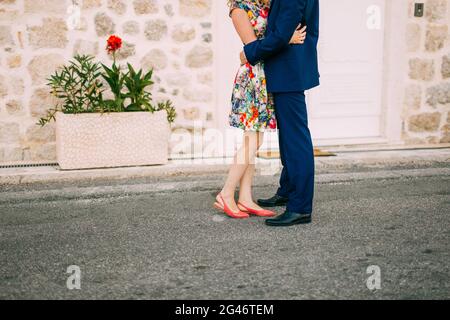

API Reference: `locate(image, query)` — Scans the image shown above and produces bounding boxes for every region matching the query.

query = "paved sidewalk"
[0,148,449,190]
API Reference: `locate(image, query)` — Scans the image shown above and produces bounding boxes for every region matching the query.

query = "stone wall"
[1,0,449,165]
[403,0,449,144]
[0,0,214,164]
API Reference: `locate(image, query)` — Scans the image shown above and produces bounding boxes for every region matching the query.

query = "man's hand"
[290,25,307,44]
[240,51,248,65]
[243,0,306,64]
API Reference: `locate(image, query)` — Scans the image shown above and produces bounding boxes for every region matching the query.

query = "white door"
[215,0,386,152]
[309,0,386,145]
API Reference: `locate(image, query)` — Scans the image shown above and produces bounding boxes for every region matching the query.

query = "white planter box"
[56,111,170,170]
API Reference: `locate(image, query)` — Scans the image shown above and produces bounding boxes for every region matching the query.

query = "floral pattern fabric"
[229,0,277,132]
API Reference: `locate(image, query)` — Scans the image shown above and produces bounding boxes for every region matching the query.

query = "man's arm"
[243,0,307,65]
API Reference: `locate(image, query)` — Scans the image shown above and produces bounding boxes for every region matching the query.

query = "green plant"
[123,63,154,112]
[39,35,176,126]
[155,100,177,123]
[39,55,104,126]
[101,62,126,112]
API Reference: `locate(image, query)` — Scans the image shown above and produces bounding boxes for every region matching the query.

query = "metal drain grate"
[0,163,59,169]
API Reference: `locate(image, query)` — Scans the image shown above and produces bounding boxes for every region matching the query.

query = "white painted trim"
[213,1,246,156]
[380,0,408,145]
[211,0,221,131]
[213,0,241,133]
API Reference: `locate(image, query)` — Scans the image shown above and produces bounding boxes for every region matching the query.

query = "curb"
[0,167,448,204]
[0,148,449,189]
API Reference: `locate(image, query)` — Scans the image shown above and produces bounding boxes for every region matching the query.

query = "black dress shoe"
[265,211,312,227]
[257,194,288,207]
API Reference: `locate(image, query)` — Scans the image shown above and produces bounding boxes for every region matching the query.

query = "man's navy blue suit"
[244,0,320,214]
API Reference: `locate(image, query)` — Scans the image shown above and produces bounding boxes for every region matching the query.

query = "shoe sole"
[213,203,249,219]
[257,201,288,208]
[265,218,312,227]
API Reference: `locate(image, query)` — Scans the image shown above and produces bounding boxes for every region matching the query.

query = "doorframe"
[380,0,408,145]
[212,0,244,157]
[211,0,226,134]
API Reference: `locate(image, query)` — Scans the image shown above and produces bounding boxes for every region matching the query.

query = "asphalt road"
[0,169,449,299]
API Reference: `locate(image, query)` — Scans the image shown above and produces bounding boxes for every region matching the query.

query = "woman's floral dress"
[229,0,277,132]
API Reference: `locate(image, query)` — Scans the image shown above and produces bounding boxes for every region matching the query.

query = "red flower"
[269,118,277,129]
[247,65,255,79]
[260,8,269,19]
[240,113,247,123]
[251,106,259,119]
[249,106,259,123]
[106,35,122,54]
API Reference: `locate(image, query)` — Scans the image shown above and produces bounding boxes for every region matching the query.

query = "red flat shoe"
[214,194,249,219]
[237,202,276,217]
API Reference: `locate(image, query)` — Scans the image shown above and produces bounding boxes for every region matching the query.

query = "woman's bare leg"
[219,131,261,212]
[238,132,265,210]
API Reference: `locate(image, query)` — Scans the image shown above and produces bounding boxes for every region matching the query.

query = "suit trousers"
[274,91,315,214]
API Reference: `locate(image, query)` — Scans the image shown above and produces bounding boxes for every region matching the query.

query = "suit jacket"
[244,0,320,93]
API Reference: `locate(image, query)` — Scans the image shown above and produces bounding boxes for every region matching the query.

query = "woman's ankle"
[220,189,235,199]
[238,195,254,205]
